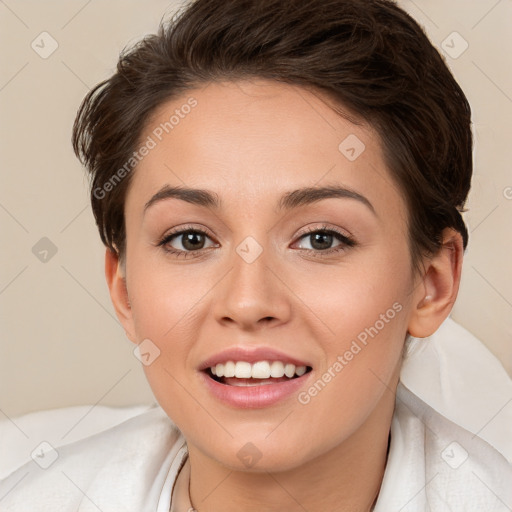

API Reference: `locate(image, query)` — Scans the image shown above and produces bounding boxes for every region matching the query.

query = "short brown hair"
[72,0,472,266]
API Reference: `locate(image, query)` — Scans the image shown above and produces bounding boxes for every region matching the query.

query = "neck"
[185,383,396,512]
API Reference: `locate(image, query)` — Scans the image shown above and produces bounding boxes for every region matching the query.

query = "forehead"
[126,80,405,221]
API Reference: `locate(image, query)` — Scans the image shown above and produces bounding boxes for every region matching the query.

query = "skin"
[105,80,463,511]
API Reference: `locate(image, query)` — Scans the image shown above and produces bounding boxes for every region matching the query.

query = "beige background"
[1,0,511,418]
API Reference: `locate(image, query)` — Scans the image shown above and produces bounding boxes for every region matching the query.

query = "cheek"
[126,259,206,428]
[126,249,207,339]
[297,245,412,339]
[289,271,410,459]
[124,253,209,401]
[294,248,412,398]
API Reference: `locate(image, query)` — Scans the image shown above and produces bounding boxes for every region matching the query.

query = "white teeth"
[235,361,252,378]
[209,360,309,379]
[284,363,295,378]
[224,361,236,378]
[251,361,271,379]
[270,361,285,378]
[295,365,306,376]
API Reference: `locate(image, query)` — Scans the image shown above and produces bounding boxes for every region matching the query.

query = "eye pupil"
[311,232,333,250]
[182,231,205,250]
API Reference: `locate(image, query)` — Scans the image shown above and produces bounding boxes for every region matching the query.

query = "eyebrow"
[144,184,376,215]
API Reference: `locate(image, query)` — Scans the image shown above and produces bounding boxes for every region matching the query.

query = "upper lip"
[198,346,312,371]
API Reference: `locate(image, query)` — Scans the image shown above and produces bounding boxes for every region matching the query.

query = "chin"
[203,437,312,474]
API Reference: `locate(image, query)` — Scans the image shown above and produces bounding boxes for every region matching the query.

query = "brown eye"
[179,231,207,250]
[158,227,217,256]
[296,228,355,252]
[308,232,334,251]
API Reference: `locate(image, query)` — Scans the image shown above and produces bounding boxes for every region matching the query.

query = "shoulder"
[0,405,185,512]
[377,317,512,511]
[375,383,512,511]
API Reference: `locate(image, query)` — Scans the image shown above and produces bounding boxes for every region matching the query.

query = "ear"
[105,249,137,343]
[407,228,464,338]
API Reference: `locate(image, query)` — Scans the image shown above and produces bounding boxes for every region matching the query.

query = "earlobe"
[104,249,136,343]
[407,229,464,338]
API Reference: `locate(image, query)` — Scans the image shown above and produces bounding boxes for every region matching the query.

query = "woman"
[1,0,511,510]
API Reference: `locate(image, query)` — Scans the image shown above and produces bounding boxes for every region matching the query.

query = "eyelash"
[156,224,356,259]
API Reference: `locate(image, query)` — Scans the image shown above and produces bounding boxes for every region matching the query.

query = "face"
[118,80,422,472]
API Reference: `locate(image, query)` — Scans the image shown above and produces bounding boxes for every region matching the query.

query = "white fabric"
[0,404,154,480]
[0,317,511,511]
[401,317,512,463]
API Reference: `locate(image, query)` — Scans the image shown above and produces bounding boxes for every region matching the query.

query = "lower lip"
[199,371,312,409]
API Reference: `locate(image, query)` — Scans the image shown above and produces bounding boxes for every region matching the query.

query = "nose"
[212,242,292,331]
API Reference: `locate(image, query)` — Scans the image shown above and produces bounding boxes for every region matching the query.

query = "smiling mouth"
[204,362,313,387]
